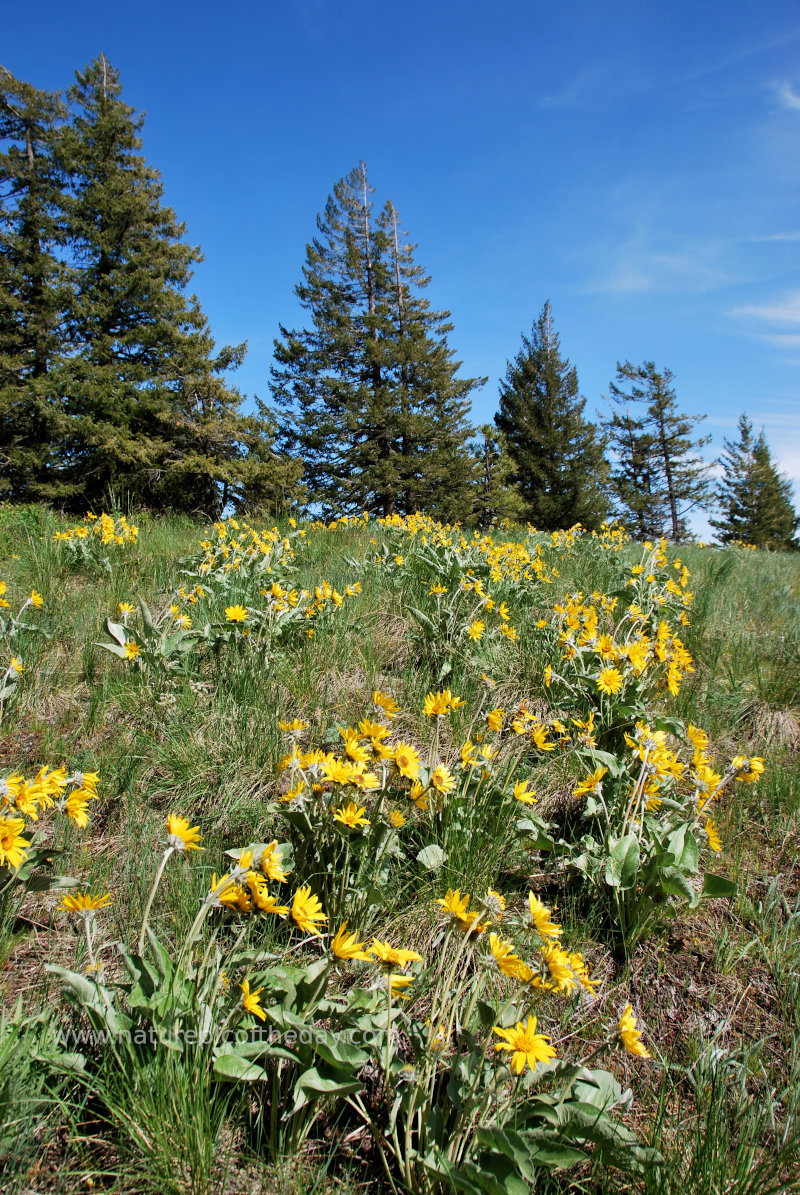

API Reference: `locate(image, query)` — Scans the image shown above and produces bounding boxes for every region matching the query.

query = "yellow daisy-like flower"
[596,667,624,695]
[734,756,765,784]
[291,886,327,935]
[435,888,471,924]
[65,791,91,828]
[389,810,406,828]
[358,718,389,740]
[409,780,428,810]
[394,741,422,780]
[123,641,141,660]
[259,841,289,883]
[166,814,203,852]
[486,708,504,732]
[225,605,248,622]
[540,942,579,994]
[117,602,136,616]
[704,819,722,853]
[60,891,112,915]
[527,893,562,939]
[247,874,289,916]
[390,974,415,998]
[423,690,451,718]
[488,932,525,980]
[331,922,371,961]
[246,873,289,916]
[333,801,371,829]
[30,591,44,608]
[429,582,448,595]
[513,779,537,805]
[618,1004,650,1058]
[573,767,607,799]
[239,979,267,1021]
[467,620,485,642]
[278,717,309,734]
[9,657,23,675]
[368,937,422,971]
[0,817,30,869]
[493,1015,557,1074]
[430,764,456,795]
[372,690,400,720]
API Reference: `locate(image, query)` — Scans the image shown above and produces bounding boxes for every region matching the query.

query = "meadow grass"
[0,505,798,1192]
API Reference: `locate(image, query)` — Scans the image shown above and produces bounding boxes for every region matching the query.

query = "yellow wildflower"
[618,1004,650,1058]
[166,814,203,852]
[493,1015,557,1074]
[331,922,371,961]
[291,886,327,935]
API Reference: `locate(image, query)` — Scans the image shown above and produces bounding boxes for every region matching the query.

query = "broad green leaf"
[417,844,447,871]
[702,872,737,899]
[213,1051,269,1082]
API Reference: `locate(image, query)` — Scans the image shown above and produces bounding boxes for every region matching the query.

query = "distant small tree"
[603,361,711,541]
[495,302,609,530]
[711,414,798,549]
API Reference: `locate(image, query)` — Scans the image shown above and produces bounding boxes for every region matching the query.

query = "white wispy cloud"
[582,242,730,297]
[775,81,800,110]
[731,289,800,328]
[744,231,800,242]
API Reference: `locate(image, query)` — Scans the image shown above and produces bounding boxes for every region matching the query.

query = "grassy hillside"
[0,502,799,1194]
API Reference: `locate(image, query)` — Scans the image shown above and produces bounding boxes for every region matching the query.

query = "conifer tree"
[54,54,213,506]
[603,361,711,541]
[711,414,798,549]
[470,425,526,527]
[601,409,666,539]
[271,164,481,517]
[0,66,68,499]
[494,302,609,530]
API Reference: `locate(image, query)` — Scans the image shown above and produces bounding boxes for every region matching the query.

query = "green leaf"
[417,844,447,871]
[292,1063,364,1112]
[104,619,127,646]
[95,641,127,659]
[605,835,639,890]
[213,1050,269,1082]
[702,872,737,899]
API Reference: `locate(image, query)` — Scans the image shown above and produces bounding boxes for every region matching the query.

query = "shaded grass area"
[0,505,799,1192]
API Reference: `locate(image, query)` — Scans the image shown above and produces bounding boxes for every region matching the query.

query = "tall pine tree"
[56,54,217,506]
[271,163,481,518]
[603,361,711,541]
[711,414,798,548]
[494,302,609,530]
[0,66,69,499]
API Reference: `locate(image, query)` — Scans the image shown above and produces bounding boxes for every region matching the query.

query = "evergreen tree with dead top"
[604,360,711,542]
[495,301,609,530]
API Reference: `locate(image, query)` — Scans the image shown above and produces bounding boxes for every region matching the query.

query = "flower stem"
[137,846,174,955]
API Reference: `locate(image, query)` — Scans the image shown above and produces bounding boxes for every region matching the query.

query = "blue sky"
[6,0,800,520]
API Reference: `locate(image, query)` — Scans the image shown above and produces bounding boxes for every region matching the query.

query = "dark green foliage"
[0,66,69,500]
[1,56,292,516]
[711,414,798,549]
[271,163,482,518]
[470,424,527,527]
[494,301,610,530]
[604,360,711,541]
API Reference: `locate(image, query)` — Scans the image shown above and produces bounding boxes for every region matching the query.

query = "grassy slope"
[0,503,799,1194]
